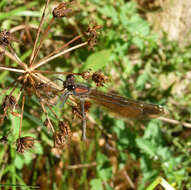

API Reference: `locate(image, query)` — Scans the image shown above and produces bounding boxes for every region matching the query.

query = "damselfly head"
[63,74,76,91]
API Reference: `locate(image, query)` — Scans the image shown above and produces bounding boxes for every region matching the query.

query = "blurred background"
[0,0,191,189]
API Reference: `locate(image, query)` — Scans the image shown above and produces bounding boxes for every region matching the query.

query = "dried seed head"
[71,105,82,119]
[92,72,108,87]
[84,101,91,112]
[0,30,11,46]
[85,25,102,50]
[81,71,92,80]
[53,2,73,18]
[53,132,66,149]
[16,136,35,153]
[59,121,72,138]
[71,101,91,119]
[0,30,20,47]
[2,95,17,112]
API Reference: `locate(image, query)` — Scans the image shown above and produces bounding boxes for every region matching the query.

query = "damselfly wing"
[89,89,164,119]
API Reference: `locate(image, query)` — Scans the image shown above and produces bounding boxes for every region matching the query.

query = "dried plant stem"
[29,0,50,65]
[47,105,59,120]
[9,82,19,97]
[159,116,191,128]
[122,170,135,189]
[0,66,25,73]
[66,162,97,170]
[34,34,82,67]
[0,47,25,67]
[31,18,55,65]
[8,45,27,69]
[31,42,88,70]
[40,102,55,133]
[32,70,81,75]
[31,72,62,90]
[19,92,25,137]
[24,24,34,44]
[9,24,38,33]
[16,91,22,104]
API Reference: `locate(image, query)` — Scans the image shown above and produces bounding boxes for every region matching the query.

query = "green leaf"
[136,72,149,89]
[83,49,111,71]
[14,155,24,170]
[98,6,118,25]
[90,179,103,190]
[0,2,37,20]
[136,138,156,157]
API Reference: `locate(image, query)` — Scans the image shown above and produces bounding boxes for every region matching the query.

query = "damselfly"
[59,74,164,140]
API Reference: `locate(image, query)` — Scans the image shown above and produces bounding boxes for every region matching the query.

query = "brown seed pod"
[85,25,102,50]
[2,95,17,112]
[16,136,35,153]
[59,121,72,138]
[53,132,66,149]
[0,30,20,47]
[52,2,73,18]
[92,71,108,87]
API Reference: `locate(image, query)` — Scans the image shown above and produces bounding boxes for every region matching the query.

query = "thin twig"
[159,116,191,128]
[9,24,38,33]
[122,170,135,189]
[33,34,82,68]
[47,105,59,120]
[31,42,88,70]
[32,70,81,75]
[31,18,55,65]
[66,162,97,170]
[31,72,62,90]
[0,65,25,73]
[19,92,25,137]
[0,47,26,67]
[8,45,27,69]
[29,0,50,65]
[40,101,55,133]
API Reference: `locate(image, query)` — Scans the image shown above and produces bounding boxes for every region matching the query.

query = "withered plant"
[0,0,101,153]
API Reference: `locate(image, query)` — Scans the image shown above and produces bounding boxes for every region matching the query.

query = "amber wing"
[89,89,164,119]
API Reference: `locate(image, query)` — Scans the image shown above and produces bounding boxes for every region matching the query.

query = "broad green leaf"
[83,49,111,71]
[90,179,103,190]
[136,138,156,157]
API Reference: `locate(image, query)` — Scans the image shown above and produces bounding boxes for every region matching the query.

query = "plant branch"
[159,116,191,128]
[19,92,25,137]
[33,34,82,68]
[31,42,88,70]
[29,0,50,65]
[0,65,25,73]
[30,18,55,65]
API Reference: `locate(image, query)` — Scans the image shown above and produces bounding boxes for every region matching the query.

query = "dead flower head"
[0,30,20,47]
[71,101,91,119]
[2,95,17,113]
[85,25,102,50]
[53,132,67,149]
[53,2,73,18]
[59,121,72,138]
[92,71,108,87]
[16,136,35,154]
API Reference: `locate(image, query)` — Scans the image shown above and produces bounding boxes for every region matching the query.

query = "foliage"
[0,0,191,190]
